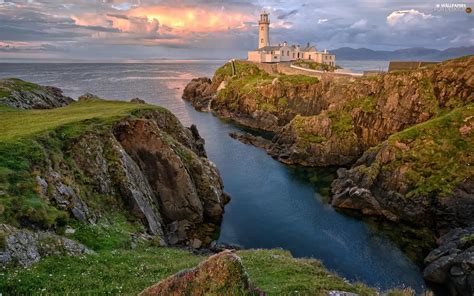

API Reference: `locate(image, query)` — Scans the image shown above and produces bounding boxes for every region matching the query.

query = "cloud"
[0,0,472,60]
[350,19,368,30]
[317,18,328,24]
[112,2,135,11]
[277,9,298,20]
[386,9,436,27]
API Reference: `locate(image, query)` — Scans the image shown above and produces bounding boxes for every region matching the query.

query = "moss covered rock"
[139,250,258,296]
[0,78,73,109]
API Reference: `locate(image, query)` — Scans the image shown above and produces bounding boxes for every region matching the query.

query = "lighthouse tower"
[258,11,270,49]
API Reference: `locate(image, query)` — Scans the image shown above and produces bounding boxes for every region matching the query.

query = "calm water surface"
[0,62,425,292]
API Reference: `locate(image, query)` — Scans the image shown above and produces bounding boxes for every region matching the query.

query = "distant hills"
[330,46,474,61]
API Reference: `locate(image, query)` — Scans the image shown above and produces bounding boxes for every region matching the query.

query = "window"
[261,26,264,31]
[309,55,311,60]
[281,51,284,55]
[293,53,295,58]
[287,51,290,56]
[261,39,264,44]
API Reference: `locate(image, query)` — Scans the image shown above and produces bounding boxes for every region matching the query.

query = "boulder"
[423,226,474,296]
[131,97,146,104]
[0,224,93,267]
[139,250,259,296]
[77,92,101,101]
[182,77,213,111]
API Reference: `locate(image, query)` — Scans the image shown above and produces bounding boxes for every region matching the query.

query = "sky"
[0,0,473,61]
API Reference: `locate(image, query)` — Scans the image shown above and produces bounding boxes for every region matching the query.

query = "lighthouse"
[258,11,270,49]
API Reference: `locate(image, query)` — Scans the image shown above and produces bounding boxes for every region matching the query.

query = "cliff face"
[0,78,73,109]
[184,57,473,167]
[1,88,229,259]
[272,56,473,166]
[331,105,474,230]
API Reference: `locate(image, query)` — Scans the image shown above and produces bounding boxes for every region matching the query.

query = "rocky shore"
[183,57,474,295]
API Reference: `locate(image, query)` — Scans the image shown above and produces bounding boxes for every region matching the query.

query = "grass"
[238,249,375,296]
[0,247,205,295]
[386,104,474,198]
[460,233,474,244]
[279,74,319,85]
[292,60,340,72]
[67,212,145,251]
[0,99,159,141]
[328,111,354,136]
[0,248,378,296]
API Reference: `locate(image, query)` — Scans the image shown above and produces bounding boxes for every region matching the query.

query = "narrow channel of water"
[0,62,426,292]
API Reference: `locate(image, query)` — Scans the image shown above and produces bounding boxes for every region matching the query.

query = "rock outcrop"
[423,226,474,296]
[0,78,73,109]
[0,224,92,267]
[1,84,230,250]
[184,57,474,167]
[330,105,474,230]
[182,77,214,111]
[34,107,229,247]
[139,250,259,296]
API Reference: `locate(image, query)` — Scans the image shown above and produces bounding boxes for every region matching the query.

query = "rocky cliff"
[0,83,229,266]
[0,78,73,109]
[184,57,473,167]
[331,105,473,230]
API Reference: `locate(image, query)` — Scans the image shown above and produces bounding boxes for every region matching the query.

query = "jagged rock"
[0,224,93,267]
[423,226,474,296]
[330,108,474,230]
[229,132,272,150]
[17,102,229,247]
[138,250,259,296]
[182,77,213,111]
[184,57,474,167]
[77,92,101,101]
[131,97,146,104]
[0,78,73,109]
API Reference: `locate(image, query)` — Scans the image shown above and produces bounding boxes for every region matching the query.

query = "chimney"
[283,41,288,46]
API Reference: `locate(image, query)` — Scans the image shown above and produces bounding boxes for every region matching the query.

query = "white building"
[248,12,336,66]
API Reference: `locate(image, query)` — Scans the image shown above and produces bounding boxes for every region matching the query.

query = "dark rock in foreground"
[138,250,260,296]
[423,226,474,296]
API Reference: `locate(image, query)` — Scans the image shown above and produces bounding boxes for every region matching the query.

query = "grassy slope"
[0,100,162,229]
[0,247,376,296]
[0,99,159,140]
[0,78,43,99]
[213,61,319,113]
[386,104,474,198]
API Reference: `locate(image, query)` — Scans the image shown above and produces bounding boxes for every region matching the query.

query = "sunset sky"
[0,0,473,61]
